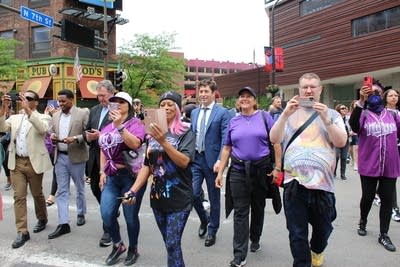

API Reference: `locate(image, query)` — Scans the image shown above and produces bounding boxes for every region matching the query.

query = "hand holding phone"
[363,75,373,88]
[108,102,120,112]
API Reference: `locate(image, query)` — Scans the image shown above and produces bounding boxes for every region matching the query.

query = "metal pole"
[103,0,108,79]
[270,0,280,86]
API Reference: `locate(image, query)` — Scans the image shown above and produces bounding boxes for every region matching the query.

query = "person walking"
[48,89,89,239]
[0,90,53,248]
[98,92,147,266]
[334,104,350,180]
[349,81,400,252]
[84,80,114,247]
[215,86,281,267]
[125,91,195,267]
[268,95,284,121]
[270,73,347,267]
[190,79,230,247]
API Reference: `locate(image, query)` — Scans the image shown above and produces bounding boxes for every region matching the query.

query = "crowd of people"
[0,73,399,267]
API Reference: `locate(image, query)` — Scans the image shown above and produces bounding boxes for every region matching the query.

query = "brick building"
[0,0,121,108]
[216,0,400,108]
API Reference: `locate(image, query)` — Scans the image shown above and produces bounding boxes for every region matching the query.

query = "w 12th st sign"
[20,6,53,28]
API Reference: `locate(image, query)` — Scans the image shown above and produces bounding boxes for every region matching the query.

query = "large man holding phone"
[190,79,230,247]
[270,73,347,267]
[0,91,52,248]
[84,80,114,247]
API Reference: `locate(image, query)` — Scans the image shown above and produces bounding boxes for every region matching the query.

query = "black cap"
[159,91,182,110]
[238,86,256,98]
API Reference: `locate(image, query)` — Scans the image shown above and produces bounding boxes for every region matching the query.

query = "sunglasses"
[25,96,36,101]
[111,99,127,104]
[340,107,347,110]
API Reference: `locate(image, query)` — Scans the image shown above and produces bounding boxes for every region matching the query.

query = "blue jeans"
[283,183,336,267]
[153,209,190,267]
[191,152,220,235]
[100,168,146,247]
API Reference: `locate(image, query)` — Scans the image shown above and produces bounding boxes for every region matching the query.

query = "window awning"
[0,81,16,94]
[21,77,52,98]
[79,77,102,98]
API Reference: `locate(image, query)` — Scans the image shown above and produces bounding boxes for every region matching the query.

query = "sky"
[116,0,270,64]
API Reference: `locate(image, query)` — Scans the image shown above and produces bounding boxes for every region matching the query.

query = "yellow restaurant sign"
[30,65,104,77]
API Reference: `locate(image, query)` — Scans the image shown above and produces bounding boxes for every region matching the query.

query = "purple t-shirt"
[224,110,274,161]
[99,117,146,176]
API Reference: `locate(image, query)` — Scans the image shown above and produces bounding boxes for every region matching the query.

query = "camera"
[8,92,19,102]
[298,97,315,108]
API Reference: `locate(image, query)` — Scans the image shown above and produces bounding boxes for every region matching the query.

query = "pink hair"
[169,103,190,135]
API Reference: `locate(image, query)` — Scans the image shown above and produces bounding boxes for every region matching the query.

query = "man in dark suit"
[191,79,230,247]
[48,89,89,239]
[84,80,114,247]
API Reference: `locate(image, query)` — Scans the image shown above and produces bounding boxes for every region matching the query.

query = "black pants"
[229,168,266,261]
[89,161,102,204]
[359,175,397,234]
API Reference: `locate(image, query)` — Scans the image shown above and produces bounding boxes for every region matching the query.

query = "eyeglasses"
[111,100,127,104]
[300,85,320,90]
[25,96,35,101]
[340,107,347,110]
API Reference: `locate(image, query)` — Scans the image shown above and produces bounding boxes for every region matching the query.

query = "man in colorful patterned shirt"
[270,73,347,267]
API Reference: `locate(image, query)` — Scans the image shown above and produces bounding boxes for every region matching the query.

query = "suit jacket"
[85,104,111,175]
[52,106,89,164]
[191,104,230,169]
[0,110,52,174]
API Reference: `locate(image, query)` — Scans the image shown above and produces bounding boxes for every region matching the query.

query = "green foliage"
[0,39,24,80]
[118,33,185,106]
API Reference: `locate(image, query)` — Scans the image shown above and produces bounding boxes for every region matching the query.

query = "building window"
[79,29,102,59]
[0,30,13,39]
[300,0,343,16]
[31,27,50,58]
[352,6,400,37]
[29,0,50,8]
[0,0,11,14]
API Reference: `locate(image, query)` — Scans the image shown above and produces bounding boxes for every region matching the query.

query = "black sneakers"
[378,233,396,252]
[250,242,261,252]
[229,257,246,267]
[106,242,127,265]
[124,246,140,266]
[99,232,112,247]
[357,220,367,236]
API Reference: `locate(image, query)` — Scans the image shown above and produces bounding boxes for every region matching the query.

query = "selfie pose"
[349,81,400,252]
[125,91,196,267]
[98,92,147,265]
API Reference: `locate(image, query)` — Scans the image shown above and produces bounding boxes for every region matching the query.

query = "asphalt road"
[0,165,399,267]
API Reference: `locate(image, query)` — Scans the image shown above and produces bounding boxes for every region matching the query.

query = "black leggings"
[359,175,397,234]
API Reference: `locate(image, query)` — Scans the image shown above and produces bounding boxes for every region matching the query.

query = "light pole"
[265,0,283,86]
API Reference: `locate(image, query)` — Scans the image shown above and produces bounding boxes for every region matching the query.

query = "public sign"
[20,6,54,28]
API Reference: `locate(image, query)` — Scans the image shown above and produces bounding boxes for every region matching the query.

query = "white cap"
[109,92,132,107]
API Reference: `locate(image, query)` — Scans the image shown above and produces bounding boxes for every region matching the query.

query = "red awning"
[79,77,103,98]
[21,77,52,98]
[0,81,16,94]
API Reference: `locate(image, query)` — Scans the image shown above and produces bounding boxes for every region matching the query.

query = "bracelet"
[99,170,105,175]
[117,126,125,133]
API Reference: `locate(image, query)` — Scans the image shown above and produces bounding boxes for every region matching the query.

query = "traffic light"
[115,71,123,91]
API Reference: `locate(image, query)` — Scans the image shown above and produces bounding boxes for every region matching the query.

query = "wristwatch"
[73,135,78,142]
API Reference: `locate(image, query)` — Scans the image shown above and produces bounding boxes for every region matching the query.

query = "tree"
[118,33,185,106]
[0,39,24,80]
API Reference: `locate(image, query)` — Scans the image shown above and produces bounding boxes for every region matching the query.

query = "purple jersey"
[99,117,146,176]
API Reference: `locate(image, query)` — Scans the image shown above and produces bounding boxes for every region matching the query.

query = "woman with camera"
[349,81,400,252]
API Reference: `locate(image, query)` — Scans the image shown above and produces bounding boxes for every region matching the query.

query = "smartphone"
[298,97,315,108]
[143,108,168,133]
[108,102,120,112]
[47,100,59,109]
[363,75,373,88]
[274,172,284,187]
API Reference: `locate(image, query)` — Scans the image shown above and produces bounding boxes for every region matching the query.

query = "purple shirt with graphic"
[99,117,146,176]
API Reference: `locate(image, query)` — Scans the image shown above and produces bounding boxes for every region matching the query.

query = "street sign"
[20,6,54,28]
